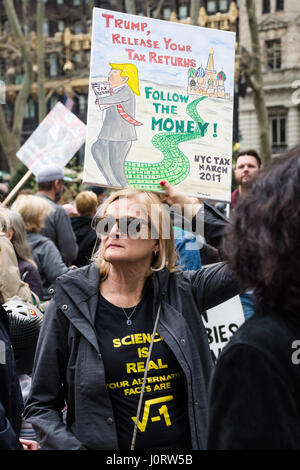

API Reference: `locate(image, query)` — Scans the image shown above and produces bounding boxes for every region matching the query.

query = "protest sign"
[205,295,245,362]
[83,8,236,202]
[17,102,86,176]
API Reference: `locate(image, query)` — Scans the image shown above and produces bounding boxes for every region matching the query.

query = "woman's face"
[99,198,159,268]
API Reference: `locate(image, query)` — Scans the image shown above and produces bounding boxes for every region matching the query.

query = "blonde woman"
[0,208,34,305]
[12,195,69,300]
[3,209,43,300]
[71,190,100,267]
[25,184,239,450]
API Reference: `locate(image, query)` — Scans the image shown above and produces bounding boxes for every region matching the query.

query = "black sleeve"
[24,265,43,300]
[25,301,86,450]
[0,402,23,450]
[0,305,23,450]
[191,203,229,251]
[191,262,239,312]
[207,344,299,449]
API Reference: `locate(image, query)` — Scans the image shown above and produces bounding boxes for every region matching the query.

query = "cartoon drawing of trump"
[91,63,142,187]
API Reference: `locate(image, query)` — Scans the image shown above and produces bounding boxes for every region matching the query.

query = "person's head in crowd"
[234,149,261,195]
[2,208,37,268]
[0,183,8,203]
[223,145,300,313]
[76,191,98,218]
[36,165,66,203]
[85,185,108,206]
[11,195,52,234]
[62,203,78,217]
[92,188,178,279]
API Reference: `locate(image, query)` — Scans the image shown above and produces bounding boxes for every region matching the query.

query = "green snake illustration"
[124,96,208,190]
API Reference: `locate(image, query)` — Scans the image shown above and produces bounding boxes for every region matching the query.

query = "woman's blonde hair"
[1,208,37,268]
[11,195,52,233]
[92,188,178,279]
[75,191,98,217]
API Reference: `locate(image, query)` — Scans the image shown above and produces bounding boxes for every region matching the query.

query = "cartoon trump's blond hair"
[109,63,140,96]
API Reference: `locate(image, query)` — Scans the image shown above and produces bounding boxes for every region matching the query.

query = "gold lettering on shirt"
[112,332,163,348]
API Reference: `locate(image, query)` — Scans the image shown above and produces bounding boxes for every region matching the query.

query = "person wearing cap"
[35,166,78,266]
[86,185,108,206]
[91,63,142,188]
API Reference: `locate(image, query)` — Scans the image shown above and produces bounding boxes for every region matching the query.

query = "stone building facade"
[238,0,300,155]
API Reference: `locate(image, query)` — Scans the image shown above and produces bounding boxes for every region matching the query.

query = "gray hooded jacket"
[27,232,69,299]
[25,260,238,450]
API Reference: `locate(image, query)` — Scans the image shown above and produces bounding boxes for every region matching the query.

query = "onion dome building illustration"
[187,48,231,100]
[188,67,197,90]
[196,65,205,86]
[217,69,227,98]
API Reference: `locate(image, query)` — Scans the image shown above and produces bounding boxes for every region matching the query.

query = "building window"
[57,20,65,32]
[262,0,270,13]
[270,115,286,154]
[265,39,281,70]
[49,95,58,110]
[219,0,229,12]
[49,54,58,77]
[163,8,171,20]
[23,24,30,36]
[207,1,217,14]
[73,21,83,34]
[178,5,188,19]
[276,0,284,11]
[57,0,64,4]
[73,0,81,5]
[24,99,36,119]
[43,21,50,36]
[78,94,87,114]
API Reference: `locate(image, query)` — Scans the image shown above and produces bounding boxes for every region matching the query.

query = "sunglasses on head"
[92,216,152,237]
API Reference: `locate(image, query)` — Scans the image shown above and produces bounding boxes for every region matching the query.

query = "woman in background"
[3,209,43,300]
[0,208,35,305]
[207,146,300,449]
[12,195,69,300]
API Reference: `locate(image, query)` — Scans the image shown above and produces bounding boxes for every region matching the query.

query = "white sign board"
[204,295,245,362]
[17,102,86,175]
[84,8,236,202]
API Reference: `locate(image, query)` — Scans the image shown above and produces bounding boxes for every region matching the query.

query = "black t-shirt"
[95,289,192,450]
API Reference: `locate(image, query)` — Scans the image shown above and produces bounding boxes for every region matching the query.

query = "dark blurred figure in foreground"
[207,145,300,449]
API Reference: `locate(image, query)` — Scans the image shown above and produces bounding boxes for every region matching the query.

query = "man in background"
[231,149,262,209]
[36,165,78,266]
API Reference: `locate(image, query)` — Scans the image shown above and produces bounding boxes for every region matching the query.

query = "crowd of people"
[0,144,300,451]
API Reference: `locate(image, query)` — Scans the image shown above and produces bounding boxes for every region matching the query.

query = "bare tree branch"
[125,0,136,15]
[245,0,272,163]
[190,0,200,26]
[152,0,165,19]
[37,0,46,122]
[2,0,34,172]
